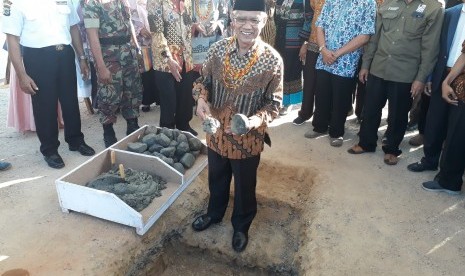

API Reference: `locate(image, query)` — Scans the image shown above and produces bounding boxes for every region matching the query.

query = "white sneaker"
[330,137,343,147]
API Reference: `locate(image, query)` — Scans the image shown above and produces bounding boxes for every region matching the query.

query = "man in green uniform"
[348,0,444,165]
[83,0,143,147]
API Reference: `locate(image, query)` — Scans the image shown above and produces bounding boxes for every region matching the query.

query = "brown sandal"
[384,154,398,165]
[347,145,366,154]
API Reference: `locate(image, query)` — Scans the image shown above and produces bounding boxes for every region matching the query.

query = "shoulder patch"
[3,0,12,16]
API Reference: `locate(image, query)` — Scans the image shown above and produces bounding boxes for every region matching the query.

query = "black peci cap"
[233,0,266,12]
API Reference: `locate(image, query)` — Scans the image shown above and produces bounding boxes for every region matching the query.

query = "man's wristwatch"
[318,45,325,52]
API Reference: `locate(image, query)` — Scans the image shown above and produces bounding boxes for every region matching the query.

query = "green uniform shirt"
[362,0,444,83]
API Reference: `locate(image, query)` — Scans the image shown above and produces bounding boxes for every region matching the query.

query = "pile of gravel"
[87,167,167,212]
[126,127,203,174]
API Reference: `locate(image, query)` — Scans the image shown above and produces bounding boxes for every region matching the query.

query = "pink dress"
[7,66,64,133]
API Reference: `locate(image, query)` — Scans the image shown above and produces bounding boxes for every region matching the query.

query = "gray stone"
[161,156,174,166]
[177,133,188,143]
[152,152,165,159]
[155,133,171,147]
[175,141,190,156]
[188,138,203,151]
[172,129,181,140]
[148,143,163,153]
[180,153,196,169]
[145,126,159,135]
[141,133,158,147]
[160,147,176,158]
[202,116,221,134]
[192,150,201,157]
[161,127,174,140]
[127,142,147,153]
[173,163,185,174]
[231,114,249,135]
[143,151,151,156]
[169,140,178,147]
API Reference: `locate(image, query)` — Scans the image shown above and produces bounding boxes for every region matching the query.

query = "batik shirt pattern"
[193,38,284,159]
[315,0,376,77]
[147,0,194,72]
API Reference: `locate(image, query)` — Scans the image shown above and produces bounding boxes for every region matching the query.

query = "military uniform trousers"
[358,74,413,156]
[23,45,84,156]
[206,148,261,234]
[436,101,465,192]
[97,44,142,125]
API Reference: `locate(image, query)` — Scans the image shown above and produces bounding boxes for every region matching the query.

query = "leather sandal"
[384,154,398,165]
[347,145,366,154]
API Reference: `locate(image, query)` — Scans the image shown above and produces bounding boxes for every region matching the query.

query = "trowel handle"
[119,164,126,180]
[111,151,116,165]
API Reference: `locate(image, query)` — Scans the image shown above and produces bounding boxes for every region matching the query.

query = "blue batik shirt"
[315,0,376,78]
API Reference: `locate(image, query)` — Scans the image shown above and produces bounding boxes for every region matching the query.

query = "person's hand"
[207,21,219,36]
[423,81,432,96]
[97,65,112,84]
[18,74,39,95]
[167,58,182,82]
[321,48,336,65]
[140,28,152,39]
[333,49,343,60]
[359,69,369,84]
[79,59,90,80]
[442,81,458,106]
[410,80,425,98]
[193,23,207,36]
[196,97,211,120]
[299,43,307,65]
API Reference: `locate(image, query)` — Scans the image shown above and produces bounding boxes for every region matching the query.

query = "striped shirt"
[193,37,283,159]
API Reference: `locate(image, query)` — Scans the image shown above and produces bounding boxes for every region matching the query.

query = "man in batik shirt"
[191,0,283,253]
[147,0,198,135]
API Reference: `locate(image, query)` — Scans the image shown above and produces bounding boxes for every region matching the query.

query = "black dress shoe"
[69,143,96,156]
[44,154,65,169]
[407,161,437,172]
[232,232,248,252]
[192,214,219,231]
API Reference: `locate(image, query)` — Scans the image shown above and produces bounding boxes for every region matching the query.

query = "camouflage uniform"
[83,0,142,125]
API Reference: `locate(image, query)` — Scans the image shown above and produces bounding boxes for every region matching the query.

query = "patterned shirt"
[83,0,132,39]
[315,0,376,78]
[193,38,284,159]
[192,0,229,69]
[308,0,326,47]
[147,0,194,72]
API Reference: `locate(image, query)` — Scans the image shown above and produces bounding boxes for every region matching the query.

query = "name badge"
[56,1,68,5]
[416,4,426,13]
[3,0,12,16]
[388,6,399,11]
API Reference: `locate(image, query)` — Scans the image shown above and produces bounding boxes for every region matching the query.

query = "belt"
[99,36,131,46]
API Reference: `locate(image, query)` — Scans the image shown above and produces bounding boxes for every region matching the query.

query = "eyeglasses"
[233,17,263,26]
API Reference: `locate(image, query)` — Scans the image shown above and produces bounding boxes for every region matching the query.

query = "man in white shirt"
[3,0,95,169]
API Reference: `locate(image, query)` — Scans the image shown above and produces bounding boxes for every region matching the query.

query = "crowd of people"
[1,0,465,252]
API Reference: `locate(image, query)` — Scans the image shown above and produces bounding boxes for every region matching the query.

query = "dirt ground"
[1,83,465,275]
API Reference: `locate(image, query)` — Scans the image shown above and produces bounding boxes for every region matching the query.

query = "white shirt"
[447,6,465,67]
[2,0,80,48]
